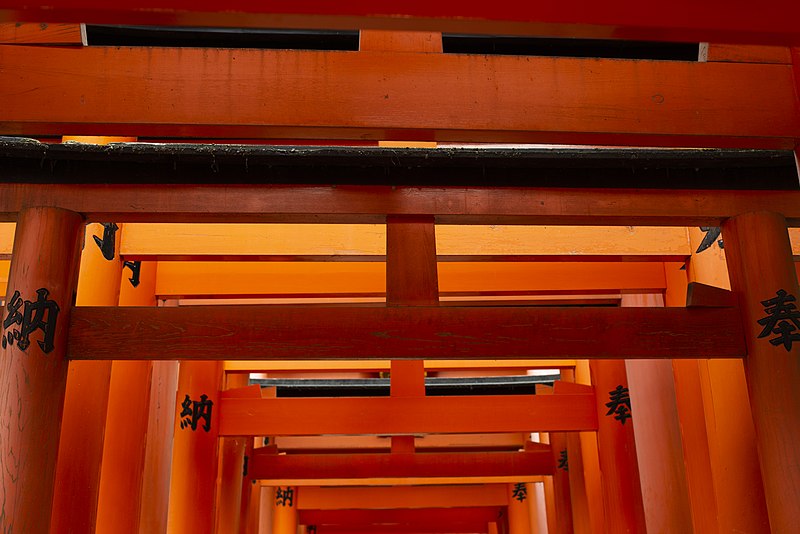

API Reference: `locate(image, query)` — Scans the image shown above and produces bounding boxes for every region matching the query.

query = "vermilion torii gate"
[0,7,800,533]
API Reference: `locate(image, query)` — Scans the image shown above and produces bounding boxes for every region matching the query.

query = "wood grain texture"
[0,208,84,534]
[66,305,746,360]
[685,282,737,307]
[1,184,800,226]
[0,22,82,44]
[0,45,798,146]
[722,211,800,532]
[218,394,598,436]
[249,450,553,480]
[705,44,792,63]
[2,1,800,44]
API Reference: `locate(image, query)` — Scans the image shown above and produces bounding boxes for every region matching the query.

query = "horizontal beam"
[67,305,745,360]
[225,361,576,373]
[155,262,663,299]
[0,22,83,44]
[299,507,500,533]
[249,450,553,480]
[274,434,528,454]
[2,1,800,45]
[219,394,597,435]
[119,223,691,262]
[298,484,508,510]
[1,183,799,226]
[1,47,798,147]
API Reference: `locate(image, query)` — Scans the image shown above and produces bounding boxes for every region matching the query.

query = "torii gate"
[0,4,799,534]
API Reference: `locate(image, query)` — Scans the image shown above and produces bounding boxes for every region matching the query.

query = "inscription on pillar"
[512,482,528,502]
[93,222,119,260]
[178,393,214,432]
[275,486,295,507]
[557,449,569,471]
[605,384,632,424]
[2,288,60,353]
[757,289,800,351]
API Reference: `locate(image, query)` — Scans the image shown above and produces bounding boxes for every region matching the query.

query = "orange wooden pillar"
[50,222,123,533]
[507,483,533,534]
[215,374,250,533]
[548,432,573,534]
[678,231,770,534]
[272,486,298,534]
[166,360,224,534]
[623,293,694,533]
[0,207,84,533]
[139,356,180,534]
[588,360,646,533]
[95,260,157,534]
[722,211,800,531]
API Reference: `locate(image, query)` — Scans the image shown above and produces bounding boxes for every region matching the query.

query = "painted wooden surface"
[705,43,793,63]
[249,450,553,480]
[2,1,800,45]
[722,211,800,532]
[0,22,82,44]
[220,394,597,436]
[298,484,508,509]
[0,46,798,147]
[67,305,745,360]
[623,294,694,534]
[0,207,84,534]
[118,224,691,261]
[1,184,800,226]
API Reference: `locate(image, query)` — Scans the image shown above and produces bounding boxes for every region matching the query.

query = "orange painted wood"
[506,483,532,534]
[0,207,84,534]
[1,46,798,147]
[272,486,298,534]
[589,360,646,534]
[0,22,82,44]
[166,360,224,534]
[300,507,499,532]
[50,223,122,534]
[249,450,553,480]
[95,258,156,534]
[298,484,508,510]
[215,374,249,534]
[360,30,442,53]
[681,236,770,533]
[219,394,597,436]
[67,305,746,360]
[685,281,737,307]
[705,44,792,63]
[3,1,800,45]
[722,211,800,532]
[622,294,694,533]
[548,432,574,534]
[138,358,179,533]
[1,184,800,226]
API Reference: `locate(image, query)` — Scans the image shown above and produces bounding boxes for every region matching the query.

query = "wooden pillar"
[547,432,574,534]
[215,374,250,533]
[507,483,533,534]
[138,356,180,534]
[95,260,157,534]
[166,360,224,534]
[0,207,84,534]
[50,222,122,534]
[682,231,771,533]
[722,211,800,531]
[272,487,298,534]
[623,293,694,533]
[589,360,646,533]
[572,363,604,534]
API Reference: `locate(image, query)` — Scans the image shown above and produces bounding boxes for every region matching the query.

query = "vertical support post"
[507,483,532,534]
[386,215,438,452]
[96,260,157,534]
[51,222,122,533]
[682,228,771,533]
[166,360,224,534]
[215,374,250,534]
[546,432,573,534]
[572,363,605,534]
[589,360,646,533]
[272,487,298,534]
[138,357,180,534]
[722,211,800,531]
[0,207,84,534]
[623,293,694,533]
